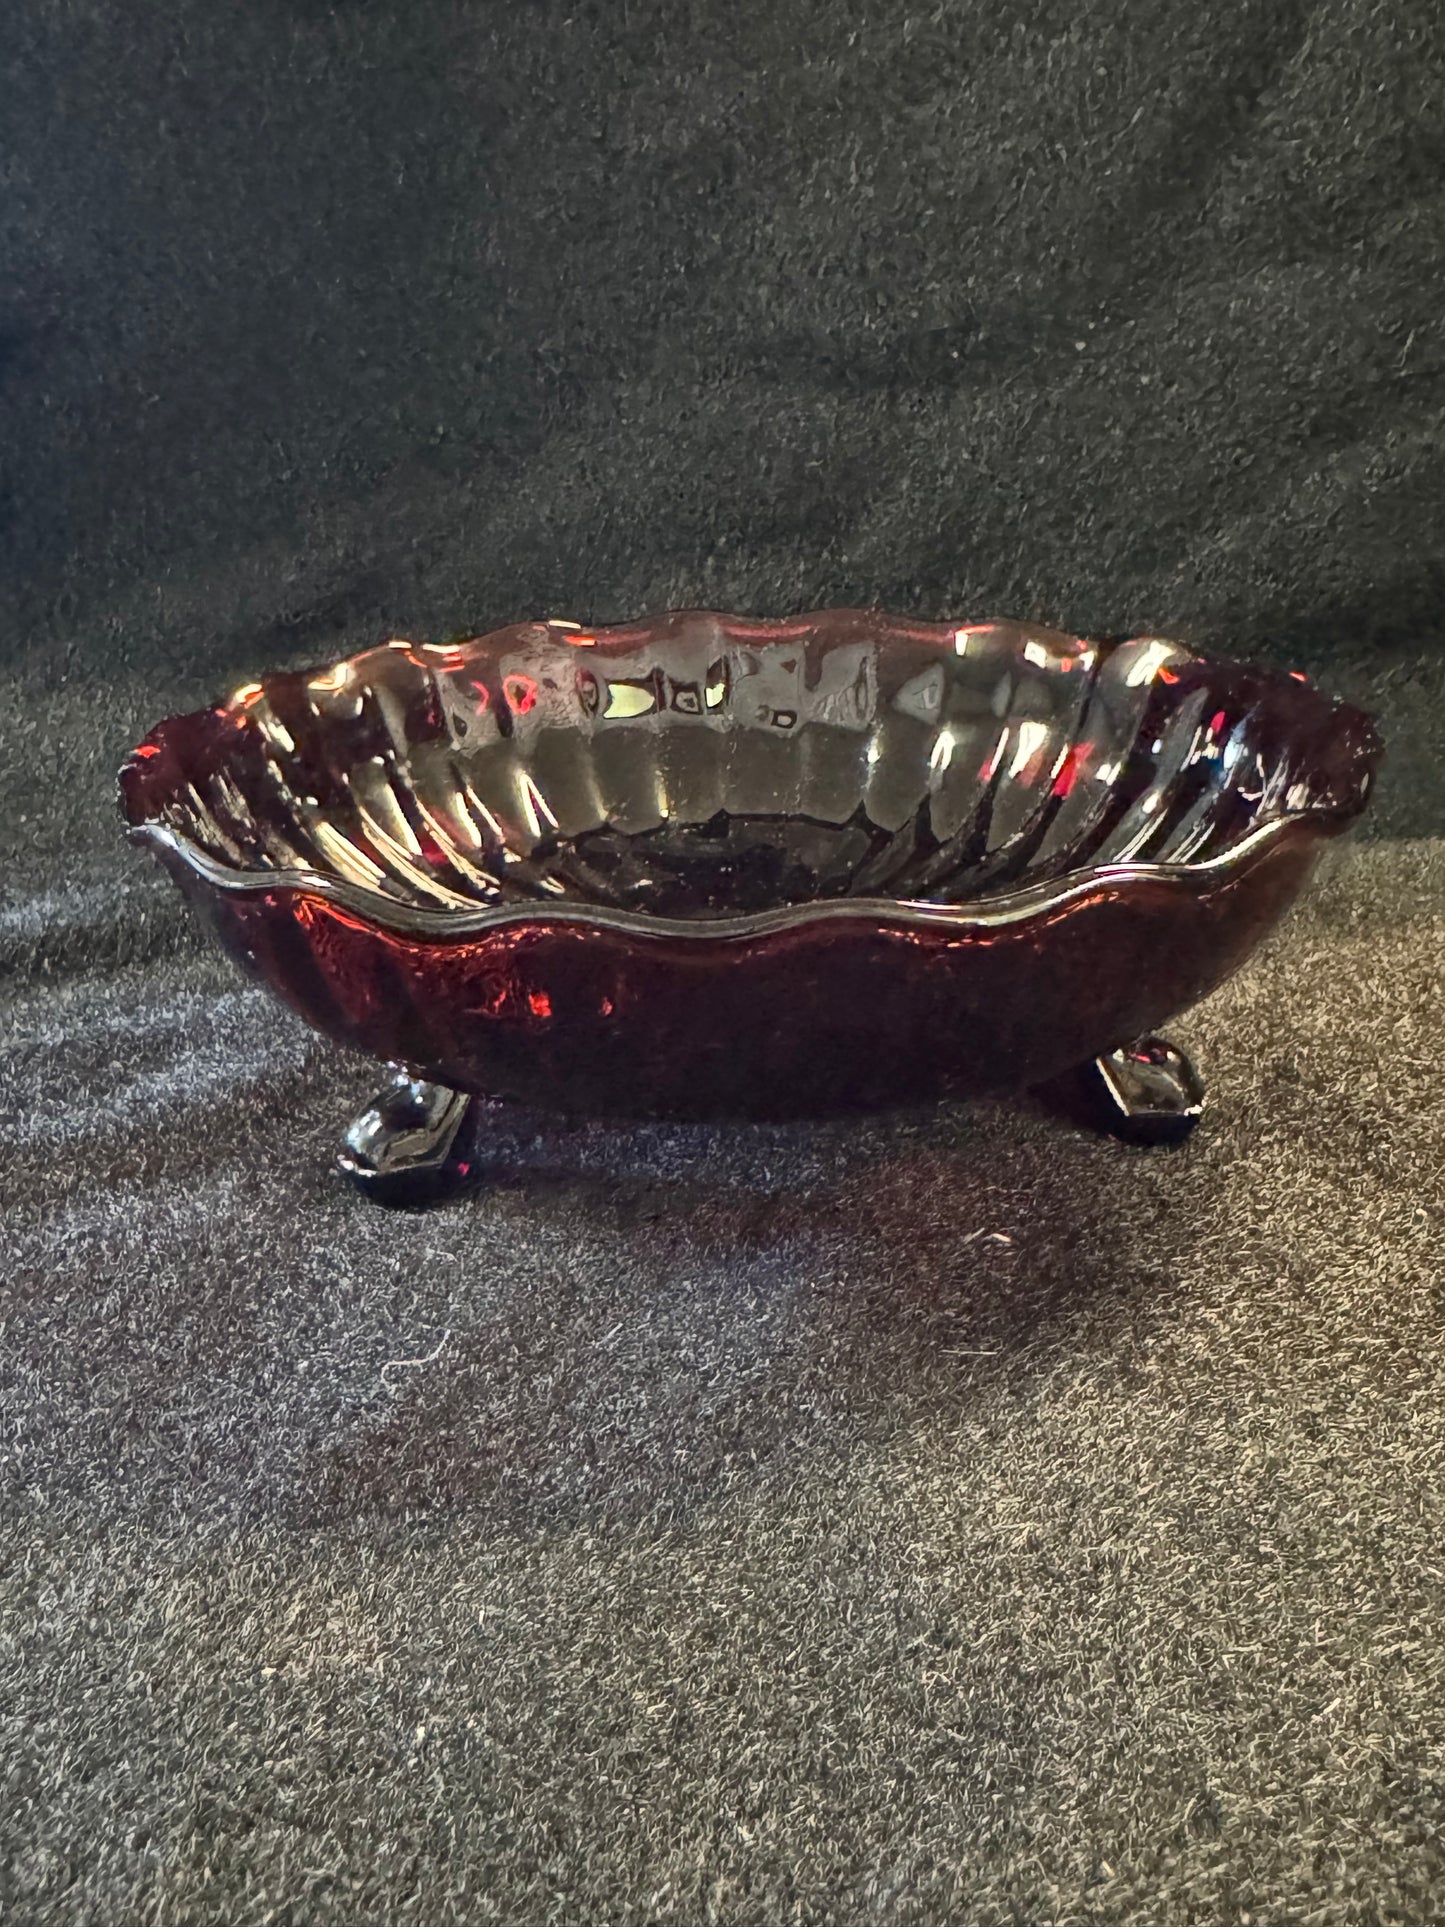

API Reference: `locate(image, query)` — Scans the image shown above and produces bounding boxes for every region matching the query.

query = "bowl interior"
[126,611,1377,920]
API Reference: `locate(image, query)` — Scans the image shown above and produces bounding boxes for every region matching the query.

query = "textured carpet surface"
[3,1,1445,1922]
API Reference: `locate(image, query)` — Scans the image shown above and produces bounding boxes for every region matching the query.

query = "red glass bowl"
[120,611,1380,1193]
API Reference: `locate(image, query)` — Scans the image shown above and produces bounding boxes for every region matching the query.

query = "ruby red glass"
[120,610,1380,1198]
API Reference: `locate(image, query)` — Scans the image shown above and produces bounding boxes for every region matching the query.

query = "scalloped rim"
[123,611,1380,941]
[129,810,1344,942]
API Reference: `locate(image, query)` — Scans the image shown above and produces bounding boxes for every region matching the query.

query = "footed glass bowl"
[121,610,1380,1201]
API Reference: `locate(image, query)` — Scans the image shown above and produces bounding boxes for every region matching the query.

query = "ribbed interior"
[146,616,1354,919]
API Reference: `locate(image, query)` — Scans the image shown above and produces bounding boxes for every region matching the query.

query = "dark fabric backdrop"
[2,4,1443,1923]
[5,0,1444,683]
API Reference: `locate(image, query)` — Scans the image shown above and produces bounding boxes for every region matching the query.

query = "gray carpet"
[3,653,1443,1924]
[5,0,1445,1919]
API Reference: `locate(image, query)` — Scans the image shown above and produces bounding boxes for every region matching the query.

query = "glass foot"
[336,1069,475,1205]
[1078,1036,1205,1147]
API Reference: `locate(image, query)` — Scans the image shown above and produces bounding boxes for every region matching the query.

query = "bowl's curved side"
[145,819,1325,1120]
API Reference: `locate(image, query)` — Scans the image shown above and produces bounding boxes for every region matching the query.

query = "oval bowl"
[121,610,1380,1123]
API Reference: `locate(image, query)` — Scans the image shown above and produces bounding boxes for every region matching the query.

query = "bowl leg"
[336,1067,476,1205]
[1076,1036,1205,1147]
